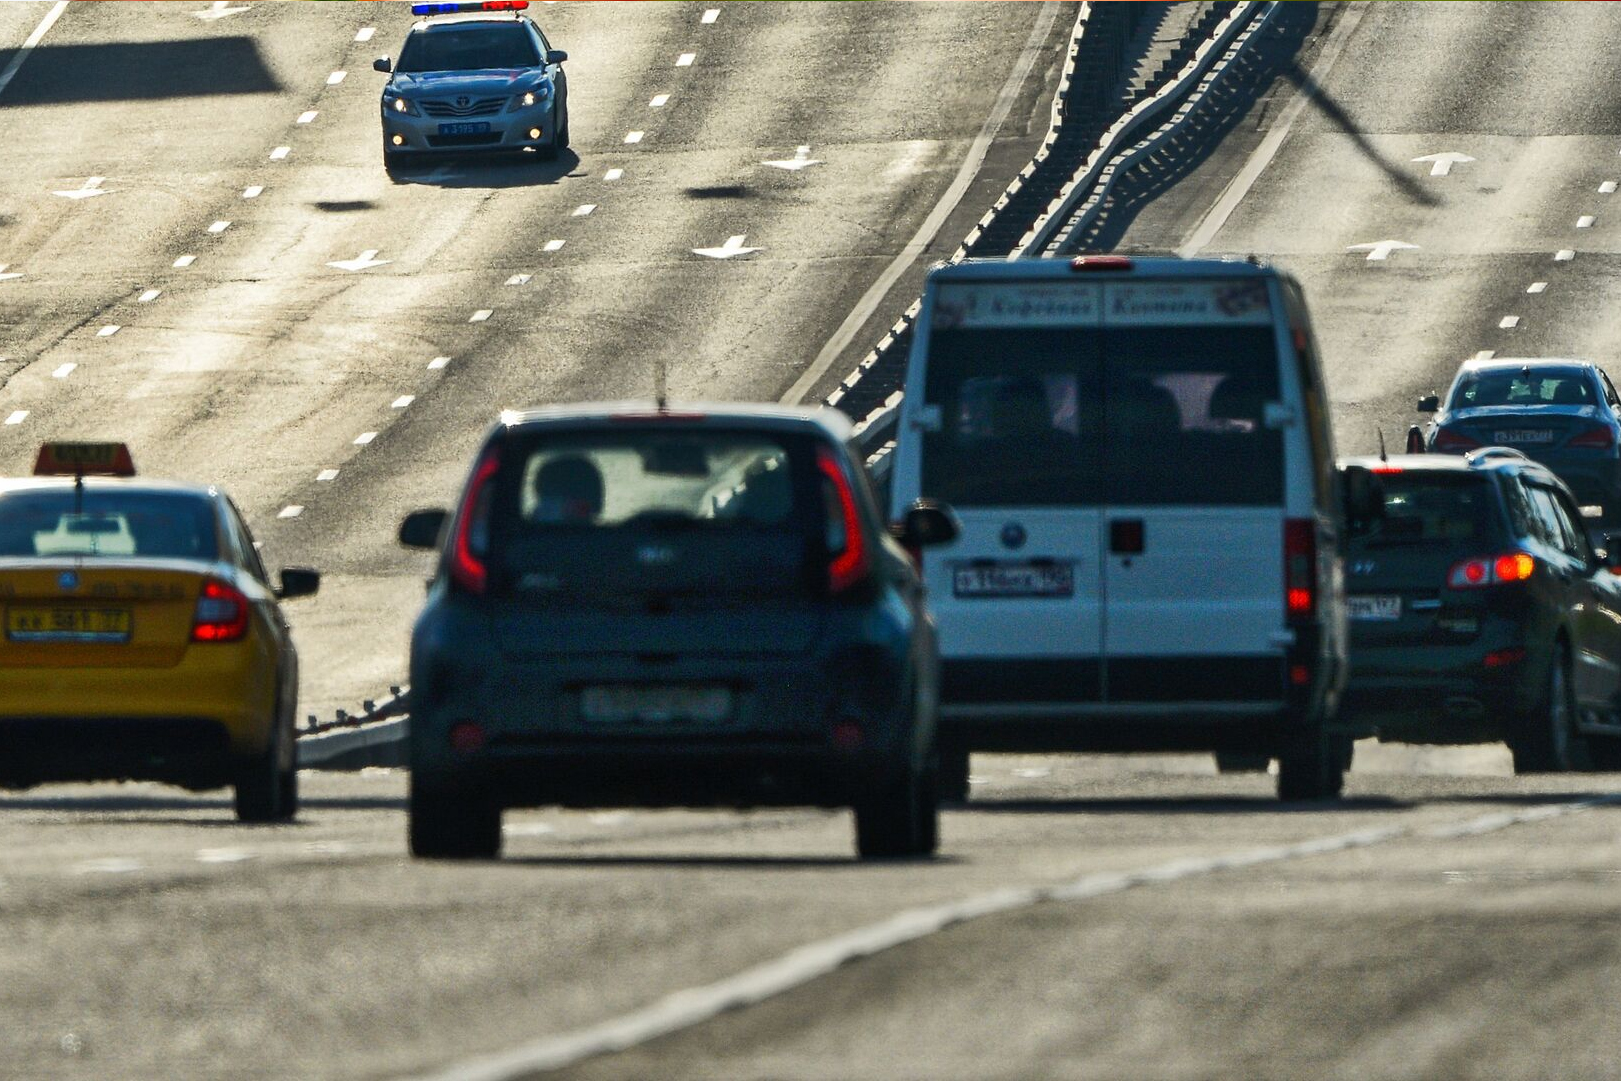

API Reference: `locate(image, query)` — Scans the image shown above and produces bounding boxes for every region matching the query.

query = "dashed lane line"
[138,289,162,303]
[327,71,347,86]
[354,432,378,446]
[316,469,339,483]
[1556,249,1575,261]
[543,239,565,252]
[298,111,318,125]
[469,309,492,323]
[573,204,596,217]
[243,185,264,199]
[1577,215,1595,229]
[51,364,74,379]
[603,168,624,182]
[270,146,290,161]
[1527,281,1547,294]
[209,220,231,233]
[391,396,415,410]
[675,52,696,67]
[624,131,644,144]
[1499,315,1520,329]
[4,411,27,426]
[701,8,719,24]
[1602,181,1617,195]
[173,255,197,268]
[97,325,120,338]
[428,356,451,370]
[278,506,304,520]
[355,27,376,43]
[649,94,670,108]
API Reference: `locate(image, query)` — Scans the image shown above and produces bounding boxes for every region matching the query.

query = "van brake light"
[1284,519,1315,620]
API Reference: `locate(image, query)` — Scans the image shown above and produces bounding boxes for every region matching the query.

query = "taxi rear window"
[0,491,218,560]
[398,26,539,71]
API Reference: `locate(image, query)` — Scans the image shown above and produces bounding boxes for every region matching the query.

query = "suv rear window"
[1347,473,1496,549]
[0,490,218,560]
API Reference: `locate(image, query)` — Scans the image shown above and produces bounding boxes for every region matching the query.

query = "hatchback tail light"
[817,447,870,595]
[449,450,501,595]
[1433,427,1482,452]
[1568,424,1615,449]
[1448,551,1536,589]
[191,578,250,643]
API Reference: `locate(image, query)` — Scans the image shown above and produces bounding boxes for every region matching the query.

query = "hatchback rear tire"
[410,779,502,860]
[1510,649,1590,773]
[1276,718,1345,802]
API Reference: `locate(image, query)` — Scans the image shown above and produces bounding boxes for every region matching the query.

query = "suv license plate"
[953,563,1074,599]
[580,686,733,725]
[1347,595,1401,621]
[1494,429,1554,444]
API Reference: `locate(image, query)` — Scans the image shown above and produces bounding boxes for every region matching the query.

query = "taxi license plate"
[954,563,1074,599]
[1494,429,1554,444]
[1347,595,1401,622]
[438,122,491,135]
[580,685,733,725]
[7,606,133,643]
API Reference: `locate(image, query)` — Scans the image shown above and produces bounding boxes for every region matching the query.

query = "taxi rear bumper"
[0,717,233,789]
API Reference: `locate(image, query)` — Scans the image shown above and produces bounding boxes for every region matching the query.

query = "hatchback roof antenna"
[1378,428,1388,463]
[654,356,669,413]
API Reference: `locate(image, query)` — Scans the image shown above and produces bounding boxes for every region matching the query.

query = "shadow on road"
[0,40,282,105]
[961,795,1410,815]
[387,150,584,190]
[499,854,961,870]
[0,793,404,814]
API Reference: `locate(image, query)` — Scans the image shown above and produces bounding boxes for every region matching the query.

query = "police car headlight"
[508,88,548,112]
[387,96,420,117]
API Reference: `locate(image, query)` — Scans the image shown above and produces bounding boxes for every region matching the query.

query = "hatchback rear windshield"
[922,325,1283,506]
[1346,474,1496,550]
[398,26,539,72]
[1450,369,1596,408]
[0,490,218,560]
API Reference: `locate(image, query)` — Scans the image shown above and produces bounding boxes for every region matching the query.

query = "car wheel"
[556,101,570,150]
[1275,715,1345,802]
[1586,735,1621,771]
[1511,648,1591,773]
[855,767,930,860]
[409,777,501,860]
[1214,752,1270,773]
[939,744,970,804]
[235,709,296,823]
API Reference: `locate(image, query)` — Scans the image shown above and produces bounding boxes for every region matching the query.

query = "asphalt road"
[3,3,1621,1081]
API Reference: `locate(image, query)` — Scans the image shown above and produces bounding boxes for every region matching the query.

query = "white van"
[889,255,1353,801]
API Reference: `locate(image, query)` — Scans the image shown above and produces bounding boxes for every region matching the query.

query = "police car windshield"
[0,491,218,560]
[397,25,539,72]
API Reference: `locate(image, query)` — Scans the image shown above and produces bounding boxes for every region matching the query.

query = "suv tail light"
[818,447,870,595]
[1448,551,1536,589]
[1284,519,1316,621]
[191,578,250,643]
[449,450,501,595]
[1433,427,1482,452]
[1568,424,1615,449]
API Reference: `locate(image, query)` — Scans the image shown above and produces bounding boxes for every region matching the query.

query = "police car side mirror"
[894,499,960,549]
[1339,465,1385,536]
[373,56,393,74]
[277,568,321,601]
[400,509,449,551]
[1417,394,1440,413]
[546,49,567,65]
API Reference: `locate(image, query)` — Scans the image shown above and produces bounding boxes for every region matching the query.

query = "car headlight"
[508,87,549,112]
[386,96,419,116]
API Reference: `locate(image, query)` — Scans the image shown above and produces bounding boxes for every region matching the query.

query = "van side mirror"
[1416,394,1440,413]
[276,567,321,601]
[399,509,449,550]
[546,49,568,65]
[1339,465,1385,536]
[373,56,393,74]
[892,499,960,549]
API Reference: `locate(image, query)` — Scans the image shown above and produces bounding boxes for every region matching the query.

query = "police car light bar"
[412,1,528,15]
[33,442,136,478]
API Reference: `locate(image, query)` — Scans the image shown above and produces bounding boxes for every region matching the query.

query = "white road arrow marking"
[326,249,389,272]
[693,234,761,260]
[0,264,20,282]
[53,176,109,200]
[762,145,822,171]
[1412,152,1474,177]
[195,0,249,19]
[1346,240,1418,262]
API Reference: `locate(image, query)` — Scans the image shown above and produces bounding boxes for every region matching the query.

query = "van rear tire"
[1276,719,1344,802]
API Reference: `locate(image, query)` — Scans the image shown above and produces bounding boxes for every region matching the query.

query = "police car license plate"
[953,563,1074,599]
[7,606,132,643]
[438,122,491,135]
[1494,429,1554,444]
[580,685,733,725]
[1347,595,1401,621]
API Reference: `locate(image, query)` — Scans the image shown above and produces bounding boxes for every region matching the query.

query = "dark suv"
[1340,449,1621,771]
[398,404,958,860]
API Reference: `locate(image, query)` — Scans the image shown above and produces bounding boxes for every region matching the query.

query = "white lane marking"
[588,812,631,826]
[428,356,451,370]
[0,1,68,102]
[762,145,822,171]
[327,71,347,86]
[572,204,596,217]
[624,131,644,144]
[242,185,264,199]
[270,146,290,161]
[701,8,719,23]
[1527,281,1548,294]
[1412,151,1474,177]
[76,858,141,875]
[1555,249,1575,261]
[415,799,1620,1081]
[603,168,624,182]
[328,249,390,272]
[391,395,415,410]
[195,0,249,20]
[196,848,254,864]
[675,52,695,67]
[354,432,378,446]
[0,264,20,282]
[173,255,197,268]
[649,94,670,108]
[504,822,556,837]
[97,325,120,338]
[692,234,761,260]
[1578,215,1596,229]
[1499,316,1521,329]
[297,110,318,124]
[1473,350,1497,362]
[305,840,350,855]
[4,411,26,426]
[278,506,304,520]
[1012,768,1051,779]
[355,27,376,43]
[208,220,231,234]
[316,469,339,482]
[543,239,566,252]
[782,1,1060,404]
[1346,240,1418,262]
[52,364,75,379]
[469,309,492,323]
[53,176,109,200]
[1180,3,1366,256]
[505,274,532,286]
[1602,181,1618,195]
[138,289,162,303]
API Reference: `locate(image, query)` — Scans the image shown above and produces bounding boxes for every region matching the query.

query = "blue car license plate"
[438,122,491,136]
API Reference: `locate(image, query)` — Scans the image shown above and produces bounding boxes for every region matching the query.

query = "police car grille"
[421,97,506,118]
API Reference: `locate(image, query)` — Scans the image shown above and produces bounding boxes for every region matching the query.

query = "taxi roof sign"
[33,442,136,478]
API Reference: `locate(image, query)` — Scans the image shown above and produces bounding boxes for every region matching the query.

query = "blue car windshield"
[1452,370,1596,408]
[398,26,539,72]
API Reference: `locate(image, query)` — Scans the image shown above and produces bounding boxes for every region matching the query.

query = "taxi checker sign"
[932,280,1272,329]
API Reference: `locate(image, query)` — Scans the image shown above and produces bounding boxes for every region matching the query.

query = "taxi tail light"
[1568,424,1615,449]
[449,450,501,595]
[1433,427,1481,453]
[1448,552,1536,589]
[818,447,870,596]
[1284,519,1316,621]
[192,579,250,643]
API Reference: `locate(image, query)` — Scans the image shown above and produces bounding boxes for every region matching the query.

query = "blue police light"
[412,1,528,14]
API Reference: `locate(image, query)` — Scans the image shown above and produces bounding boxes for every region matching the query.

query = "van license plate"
[1347,595,1401,621]
[580,686,732,724]
[953,563,1074,599]
[7,606,132,643]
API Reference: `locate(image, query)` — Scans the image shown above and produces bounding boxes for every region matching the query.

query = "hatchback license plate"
[1494,429,1554,444]
[1347,595,1401,621]
[581,685,733,725]
[7,606,132,643]
[954,563,1074,599]
[438,122,491,135]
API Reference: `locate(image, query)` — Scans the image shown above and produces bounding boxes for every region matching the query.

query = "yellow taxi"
[0,443,319,821]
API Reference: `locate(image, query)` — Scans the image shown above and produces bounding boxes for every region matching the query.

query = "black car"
[1340,449,1621,771]
[398,404,959,860]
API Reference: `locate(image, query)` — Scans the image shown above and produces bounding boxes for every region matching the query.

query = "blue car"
[374,1,569,170]
[1419,358,1621,522]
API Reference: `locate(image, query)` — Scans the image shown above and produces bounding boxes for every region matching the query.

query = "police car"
[374,0,570,171]
[0,444,319,821]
